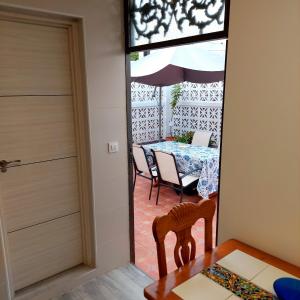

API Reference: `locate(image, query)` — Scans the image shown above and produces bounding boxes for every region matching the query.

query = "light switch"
[108,142,119,153]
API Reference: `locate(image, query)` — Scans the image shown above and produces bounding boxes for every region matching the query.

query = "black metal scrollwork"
[130,0,225,43]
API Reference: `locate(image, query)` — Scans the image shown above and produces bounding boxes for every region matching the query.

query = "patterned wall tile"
[199,107,209,118]
[199,120,208,130]
[191,107,199,117]
[190,119,198,130]
[131,81,224,145]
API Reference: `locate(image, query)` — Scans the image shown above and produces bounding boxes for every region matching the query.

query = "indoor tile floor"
[134,176,217,279]
[52,264,153,300]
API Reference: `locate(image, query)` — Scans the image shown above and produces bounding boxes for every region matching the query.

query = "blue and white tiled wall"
[131,81,223,145]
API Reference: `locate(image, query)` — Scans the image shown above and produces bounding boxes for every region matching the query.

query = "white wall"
[219,0,300,265]
[0,0,130,275]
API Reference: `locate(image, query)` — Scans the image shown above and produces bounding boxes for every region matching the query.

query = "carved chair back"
[152,199,216,278]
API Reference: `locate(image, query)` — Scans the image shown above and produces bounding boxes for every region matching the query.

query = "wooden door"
[0,216,10,299]
[0,16,85,291]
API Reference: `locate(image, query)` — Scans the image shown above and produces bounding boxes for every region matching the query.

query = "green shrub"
[174,131,194,144]
[130,52,139,61]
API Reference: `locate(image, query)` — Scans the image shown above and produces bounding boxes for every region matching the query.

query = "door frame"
[0,6,95,297]
[125,0,231,264]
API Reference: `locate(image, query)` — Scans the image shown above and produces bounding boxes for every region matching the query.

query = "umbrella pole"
[159,87,162,141]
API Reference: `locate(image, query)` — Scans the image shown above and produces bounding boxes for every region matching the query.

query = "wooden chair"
[152,150,200,205]
[132,144,157,200]
[152,199,216,278]
[192,131,212,147]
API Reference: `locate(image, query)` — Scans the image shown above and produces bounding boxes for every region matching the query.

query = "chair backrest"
[153,151,180,185]
[192,131,212,147]
[132,144,150,175]
[152,200,216,278]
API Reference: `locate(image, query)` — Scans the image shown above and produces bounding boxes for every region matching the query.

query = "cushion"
[273,277,300,300]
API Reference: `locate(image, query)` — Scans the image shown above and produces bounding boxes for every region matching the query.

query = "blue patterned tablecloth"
[143,141,220,199]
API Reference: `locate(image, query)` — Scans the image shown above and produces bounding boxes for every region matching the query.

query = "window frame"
[125,0,231,53]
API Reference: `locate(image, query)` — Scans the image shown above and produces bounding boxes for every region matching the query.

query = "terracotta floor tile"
[133,176,218,280]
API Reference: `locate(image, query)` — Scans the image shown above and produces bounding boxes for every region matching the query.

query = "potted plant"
[174,131,194,144]
[168,84,182,138]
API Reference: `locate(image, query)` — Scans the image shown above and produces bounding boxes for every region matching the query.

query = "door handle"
[0,160,21,173]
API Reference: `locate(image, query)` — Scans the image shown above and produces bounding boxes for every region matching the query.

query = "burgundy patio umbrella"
[130,43,225,140]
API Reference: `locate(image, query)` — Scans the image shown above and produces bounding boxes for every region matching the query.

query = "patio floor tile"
[134,176,217,280]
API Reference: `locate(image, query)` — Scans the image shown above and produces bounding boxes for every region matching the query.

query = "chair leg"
[156,183,161,205]
[180,188,183,203]
[149,179,153,200]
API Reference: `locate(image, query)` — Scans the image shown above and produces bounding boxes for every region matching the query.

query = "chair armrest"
[180,168,201,178]
[146,154,155,166]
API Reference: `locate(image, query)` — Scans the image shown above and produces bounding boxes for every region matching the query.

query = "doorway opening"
[129,40,227,279]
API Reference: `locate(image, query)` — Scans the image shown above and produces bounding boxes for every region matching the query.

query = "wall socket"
[108,142,119,153]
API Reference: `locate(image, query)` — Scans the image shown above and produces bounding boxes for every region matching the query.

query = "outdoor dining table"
[143,141,220,199]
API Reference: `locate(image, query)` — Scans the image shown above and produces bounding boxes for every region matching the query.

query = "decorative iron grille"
[129,0,226,47]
